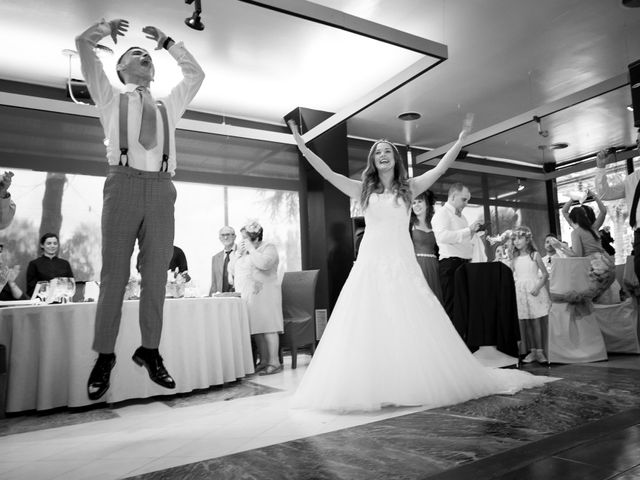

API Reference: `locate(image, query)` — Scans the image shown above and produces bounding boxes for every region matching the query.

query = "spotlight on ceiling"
[397,112,421,121]
[628,104,635,112]
[517,178,525,192]
[185,0,204,31]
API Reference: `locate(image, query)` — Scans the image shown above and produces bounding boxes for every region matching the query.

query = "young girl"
[511,226,551,364]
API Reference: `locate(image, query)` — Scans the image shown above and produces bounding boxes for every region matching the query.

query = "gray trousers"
[93,165,176,353]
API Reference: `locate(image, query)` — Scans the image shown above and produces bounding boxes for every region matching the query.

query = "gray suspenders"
[118,93,171,172]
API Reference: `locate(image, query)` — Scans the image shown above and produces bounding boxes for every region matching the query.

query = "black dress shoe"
[87,354,116,400]
[132,347,176,389]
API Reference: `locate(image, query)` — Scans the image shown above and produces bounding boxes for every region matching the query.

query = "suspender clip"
[119,148,129,166]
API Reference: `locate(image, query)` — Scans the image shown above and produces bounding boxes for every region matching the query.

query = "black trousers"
[439,257,470,322]
[634,230,640,283]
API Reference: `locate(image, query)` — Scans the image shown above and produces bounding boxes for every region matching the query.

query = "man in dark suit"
[209,226,236,295]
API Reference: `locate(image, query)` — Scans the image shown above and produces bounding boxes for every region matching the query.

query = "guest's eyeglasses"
[219,234,235,238]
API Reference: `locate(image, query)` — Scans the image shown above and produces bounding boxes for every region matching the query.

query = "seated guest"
[0,244,27,300]
[26,233,74,297]
[551,206,615,302]
[210,226,236,295]
[229,221,283,375]
[561,189,606,232]
[137,245,190,281]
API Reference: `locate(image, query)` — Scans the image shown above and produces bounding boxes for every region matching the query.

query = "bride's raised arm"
[288,120,362,199]
[410,113,474,197]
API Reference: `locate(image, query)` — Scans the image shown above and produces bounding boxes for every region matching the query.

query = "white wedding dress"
[292,193,556,412]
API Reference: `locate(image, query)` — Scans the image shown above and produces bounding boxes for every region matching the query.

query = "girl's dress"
[513,254,551,319]
[292,193,555,412]
[410,228,443,304]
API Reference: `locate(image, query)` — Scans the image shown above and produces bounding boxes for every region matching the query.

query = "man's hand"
[469,220,482,235]
[142,26,167,50]
[595,149,610,169]
[108,19,129,44]
[0,171,13,198]
[530,286,540,297]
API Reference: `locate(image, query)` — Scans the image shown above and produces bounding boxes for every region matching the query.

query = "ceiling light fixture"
[185,0,204,31]
[398,112,421,121]
[628,104,635,112]
[533,115,549,138]
[517,178,525,192]
[550,142,569,150]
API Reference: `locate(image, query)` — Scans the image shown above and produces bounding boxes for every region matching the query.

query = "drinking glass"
[60,277,76,303]
[34,281,49,303]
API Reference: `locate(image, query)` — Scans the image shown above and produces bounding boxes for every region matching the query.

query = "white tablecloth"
[0,297,254,413]
[547,302,608,364]
[593,298,640,354]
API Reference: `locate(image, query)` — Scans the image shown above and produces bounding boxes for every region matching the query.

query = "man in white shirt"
[432,182,482,330]
[77,18,205,401]
[595,133,640,281]
[210,226,236,295]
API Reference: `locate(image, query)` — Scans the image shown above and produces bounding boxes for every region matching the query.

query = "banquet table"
[0,297,254,413]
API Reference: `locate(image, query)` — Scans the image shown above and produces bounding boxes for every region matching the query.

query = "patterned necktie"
[136,86,157,150]
[222,251,231,292]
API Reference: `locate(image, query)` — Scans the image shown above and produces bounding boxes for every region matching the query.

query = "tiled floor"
[1,353,639,480]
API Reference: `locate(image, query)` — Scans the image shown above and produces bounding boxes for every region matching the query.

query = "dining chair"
[279,269,319,369]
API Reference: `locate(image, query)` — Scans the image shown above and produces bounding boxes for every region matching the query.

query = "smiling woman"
[25,232,74,298]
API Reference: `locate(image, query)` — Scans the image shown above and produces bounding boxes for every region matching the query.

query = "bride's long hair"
[360,140,412,210]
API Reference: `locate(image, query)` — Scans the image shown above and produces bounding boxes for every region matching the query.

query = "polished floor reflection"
[0,354,639,480]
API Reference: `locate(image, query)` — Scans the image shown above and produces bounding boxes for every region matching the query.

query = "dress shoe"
[132,347,176,389]
[87,354,116,400]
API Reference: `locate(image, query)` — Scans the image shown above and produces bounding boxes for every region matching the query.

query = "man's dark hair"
[116,46,143,84]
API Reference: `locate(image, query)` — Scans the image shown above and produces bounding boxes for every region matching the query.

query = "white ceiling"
[2,0,640,171]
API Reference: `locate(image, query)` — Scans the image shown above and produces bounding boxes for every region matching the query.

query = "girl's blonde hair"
[510,225,538,260]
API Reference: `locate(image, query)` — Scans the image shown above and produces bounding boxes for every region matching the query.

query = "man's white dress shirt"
[432,202,473,260]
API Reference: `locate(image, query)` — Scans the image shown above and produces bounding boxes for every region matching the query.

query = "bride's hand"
[458,113,474,141]
[287,120,306,151]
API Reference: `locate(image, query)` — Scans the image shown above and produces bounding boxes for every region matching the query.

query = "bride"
[288,115,555,412]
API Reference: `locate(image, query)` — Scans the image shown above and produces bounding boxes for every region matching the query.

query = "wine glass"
[34,281,49,303]
[60,277,76,303]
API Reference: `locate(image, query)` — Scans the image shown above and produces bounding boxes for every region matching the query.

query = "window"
[0,167,301,296]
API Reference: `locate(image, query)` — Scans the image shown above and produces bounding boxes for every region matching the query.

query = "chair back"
[281,270,319,321]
